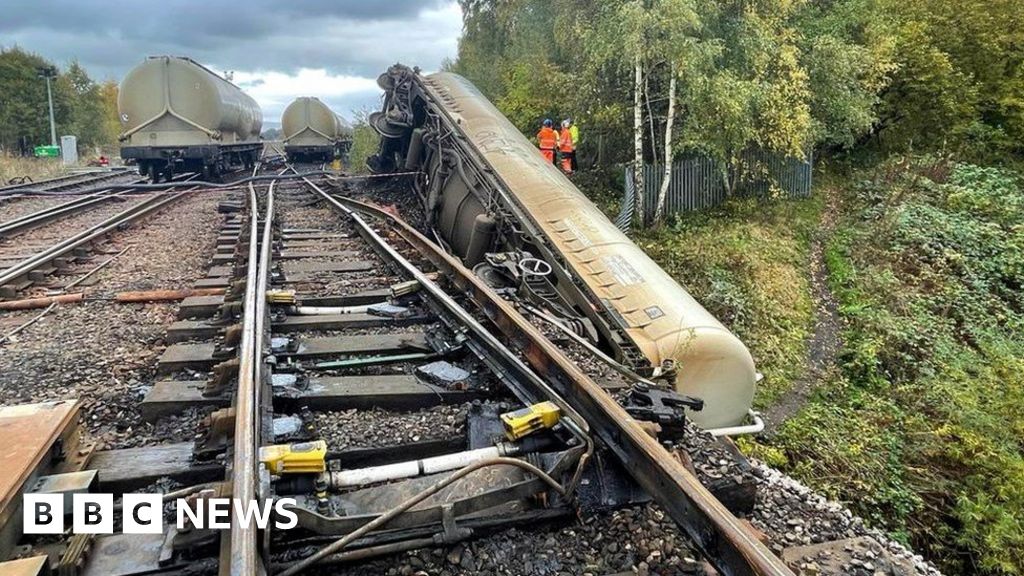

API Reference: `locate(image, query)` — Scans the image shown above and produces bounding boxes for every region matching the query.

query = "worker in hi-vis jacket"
[559,119,575,174]
[537,119,558,166]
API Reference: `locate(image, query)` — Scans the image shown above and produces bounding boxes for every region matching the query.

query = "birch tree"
[653,66,676,225]
[633,54,645,222]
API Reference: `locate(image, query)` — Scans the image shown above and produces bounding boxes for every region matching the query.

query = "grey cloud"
[1,1,459,128]
[1,1,457,79]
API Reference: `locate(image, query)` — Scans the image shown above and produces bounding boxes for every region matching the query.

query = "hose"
[275,457,564,576]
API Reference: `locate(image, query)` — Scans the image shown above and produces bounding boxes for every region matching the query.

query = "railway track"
[0,169,280,299]
[0,168,133,198]
[0,176,152,239]
[0,162,941,576]
[121,165,785,575]
[0,175,202,299]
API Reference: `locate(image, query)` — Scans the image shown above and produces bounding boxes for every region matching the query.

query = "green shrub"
[772,157,1024,574]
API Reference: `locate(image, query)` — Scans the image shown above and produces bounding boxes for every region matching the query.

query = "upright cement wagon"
[281,97,352,163]
[118,56,263,181]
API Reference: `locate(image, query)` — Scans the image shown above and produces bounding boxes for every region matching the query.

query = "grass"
[0,155,65,186]
[634,195,821,407]
[768,157,1024,574]
[583,158,1024,574]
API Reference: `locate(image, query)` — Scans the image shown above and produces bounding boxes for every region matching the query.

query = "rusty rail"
[227,174,272,575]
[0,191,188,292]
[307,177,793,576]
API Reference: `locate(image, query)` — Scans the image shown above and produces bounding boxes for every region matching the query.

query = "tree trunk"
[654,68,676,226]
[644,70,657,171]
[633,55,645,225]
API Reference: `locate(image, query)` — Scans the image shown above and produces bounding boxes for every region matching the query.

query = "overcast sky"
[0,1,464,126]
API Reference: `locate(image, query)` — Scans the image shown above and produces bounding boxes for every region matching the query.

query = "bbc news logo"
[24,494,299,534]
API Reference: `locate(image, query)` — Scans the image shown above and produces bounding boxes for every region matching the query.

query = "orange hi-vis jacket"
[558,128,574,153]
[537,126,558,150]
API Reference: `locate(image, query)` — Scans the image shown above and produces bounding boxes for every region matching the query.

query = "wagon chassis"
[371,66,652,376]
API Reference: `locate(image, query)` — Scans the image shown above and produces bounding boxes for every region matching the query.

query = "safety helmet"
[543,119,553,127]
[562,119,571,128]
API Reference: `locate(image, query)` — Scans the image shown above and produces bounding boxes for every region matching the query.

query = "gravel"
[0,196,70,222]
[0,188,230,449]
[316,503,705,576]
[749,463,942,575]
[311,404,467,451]
[84,190,228,293]
[0,194,156,254]
[0,302,174,449]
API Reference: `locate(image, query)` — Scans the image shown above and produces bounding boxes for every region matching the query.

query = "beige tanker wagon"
[370,65,759,430]
[118,56,263,181]
[281,97,353,163]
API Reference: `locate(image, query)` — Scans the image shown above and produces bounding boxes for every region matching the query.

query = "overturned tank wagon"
[281,97,353,163]
[369,65,758,429]
[118,56,263,181]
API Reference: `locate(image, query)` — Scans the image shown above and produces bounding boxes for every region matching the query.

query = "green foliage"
[635,195,820,406]
[453,0,889,171]
[0,47,117,155]
[874,0,1024,157]
[348,109,381,175]
[58,61,118,151]
[0,47,70,151]
[772,158,1024,574]
[790,0,896,147]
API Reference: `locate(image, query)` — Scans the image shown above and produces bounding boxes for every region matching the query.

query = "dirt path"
[762,187,842,435]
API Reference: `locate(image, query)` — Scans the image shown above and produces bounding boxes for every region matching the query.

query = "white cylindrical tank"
[118,56,263,146]
[281,97,352,146]
[419,72,757,428]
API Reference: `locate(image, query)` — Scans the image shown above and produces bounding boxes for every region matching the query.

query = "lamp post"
[37,66,58,147]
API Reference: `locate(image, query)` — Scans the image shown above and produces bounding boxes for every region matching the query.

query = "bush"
[772,157,1024,574]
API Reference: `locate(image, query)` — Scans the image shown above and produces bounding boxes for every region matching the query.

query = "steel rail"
[313,185,795,576]
[0,180,148,237]
[6,171,418,198]
[228,173,271,576]
[0,169,128,195]
[31,169,133,194]
[0,191,188,290]
[296,173,590,438]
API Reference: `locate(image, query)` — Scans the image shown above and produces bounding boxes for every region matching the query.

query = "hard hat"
[543,119,553,127]
[562,119,571,128]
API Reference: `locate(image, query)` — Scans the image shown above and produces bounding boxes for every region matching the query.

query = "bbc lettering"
[24,494,298,534]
